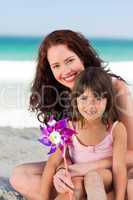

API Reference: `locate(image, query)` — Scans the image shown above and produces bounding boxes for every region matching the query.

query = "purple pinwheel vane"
[39,116,76,155]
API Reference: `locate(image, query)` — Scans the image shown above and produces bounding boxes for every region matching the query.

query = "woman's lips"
[63,72,77,82]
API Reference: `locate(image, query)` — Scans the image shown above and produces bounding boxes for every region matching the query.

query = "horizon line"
[0,34,133,41]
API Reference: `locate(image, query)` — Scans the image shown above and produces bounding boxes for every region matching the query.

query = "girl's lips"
[85,110,97,115]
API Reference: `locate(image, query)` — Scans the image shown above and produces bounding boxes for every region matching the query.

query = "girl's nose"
[87,98,96,105]
[86,99,97,110]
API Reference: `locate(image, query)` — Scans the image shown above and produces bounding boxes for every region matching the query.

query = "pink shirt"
[68,121,118,163]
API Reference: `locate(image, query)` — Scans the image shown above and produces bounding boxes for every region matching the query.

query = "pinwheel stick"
[39,118,76,200]
[63,145,73,200]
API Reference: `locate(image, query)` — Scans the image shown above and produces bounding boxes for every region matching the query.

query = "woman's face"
[77,88,107,122]
[47,44,84,89]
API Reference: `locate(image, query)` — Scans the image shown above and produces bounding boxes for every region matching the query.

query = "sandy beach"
[0,60,133,179]
[0,126,48,178]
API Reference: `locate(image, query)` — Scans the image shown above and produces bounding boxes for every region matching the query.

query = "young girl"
[10,30,133,200]
[40,67,127,200]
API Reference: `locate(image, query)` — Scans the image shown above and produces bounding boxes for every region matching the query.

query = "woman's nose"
[63,65,72,76]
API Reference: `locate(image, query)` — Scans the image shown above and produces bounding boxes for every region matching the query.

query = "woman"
[10,30,133,200]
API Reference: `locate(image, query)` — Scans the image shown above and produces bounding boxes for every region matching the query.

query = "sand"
[0,126,48,178]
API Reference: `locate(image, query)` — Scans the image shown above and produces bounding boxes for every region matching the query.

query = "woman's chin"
[64,81,74,89]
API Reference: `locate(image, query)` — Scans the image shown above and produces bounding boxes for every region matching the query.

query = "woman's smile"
[48,44,84,89]
[62,72,78,82]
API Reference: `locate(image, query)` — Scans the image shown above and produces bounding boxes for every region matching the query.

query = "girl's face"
[47,44,84,89]
[77,88,107,122]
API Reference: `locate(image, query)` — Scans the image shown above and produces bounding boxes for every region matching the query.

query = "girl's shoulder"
[68,120,76,129]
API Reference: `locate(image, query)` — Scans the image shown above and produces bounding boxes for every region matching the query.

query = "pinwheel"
[39,116,76,200]
[39,116,76,155]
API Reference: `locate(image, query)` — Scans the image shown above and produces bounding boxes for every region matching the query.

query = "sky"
[0,0,133,38]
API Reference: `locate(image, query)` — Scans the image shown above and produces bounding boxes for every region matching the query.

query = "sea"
[0,36,133,127]
[0,36,133,61]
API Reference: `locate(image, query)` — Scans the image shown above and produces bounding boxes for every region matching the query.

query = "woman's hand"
[53,168,74,193]
[68,163,89,177]
[68,158,112,177]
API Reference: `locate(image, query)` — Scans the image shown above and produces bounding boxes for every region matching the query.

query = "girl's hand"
[53,168,74,193]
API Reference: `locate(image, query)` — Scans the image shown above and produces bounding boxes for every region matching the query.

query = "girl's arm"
[112,122,127,200]
[40,148,63,200]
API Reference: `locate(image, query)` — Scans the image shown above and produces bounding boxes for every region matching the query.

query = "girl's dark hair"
[29,29,124,123]
[71,67,119,127]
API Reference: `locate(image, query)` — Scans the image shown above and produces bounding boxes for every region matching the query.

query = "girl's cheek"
[100,103,106,113]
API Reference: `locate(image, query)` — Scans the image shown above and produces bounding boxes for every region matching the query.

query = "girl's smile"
[77,89,107,121]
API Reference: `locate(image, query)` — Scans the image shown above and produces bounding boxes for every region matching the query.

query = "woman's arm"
[112,122,127,200]
[68,157,112,177]
[40,148,63,200]
[113,78,133,149]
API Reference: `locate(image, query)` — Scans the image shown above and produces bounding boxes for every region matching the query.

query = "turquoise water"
[0,36,133,61]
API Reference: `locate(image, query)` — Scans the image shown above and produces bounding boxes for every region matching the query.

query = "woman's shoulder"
[112,77,129,93]
[112,121,127,139]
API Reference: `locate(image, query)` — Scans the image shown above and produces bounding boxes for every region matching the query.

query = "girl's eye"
[93,93,102,101]
[79,96,88,101]
[96,96,102,101]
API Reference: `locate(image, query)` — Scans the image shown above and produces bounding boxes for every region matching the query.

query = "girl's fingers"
[56,174,74,189]
[53,174,74,193]
[56,168,70,177]
[53,176,72,193]
[55,170,74,189]
[53,176,65,193]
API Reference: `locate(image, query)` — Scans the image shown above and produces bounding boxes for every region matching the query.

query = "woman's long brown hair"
[29,29,124,123]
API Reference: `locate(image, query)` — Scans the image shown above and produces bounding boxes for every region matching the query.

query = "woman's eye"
[53,64,60,69]
[67,59,74,64]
